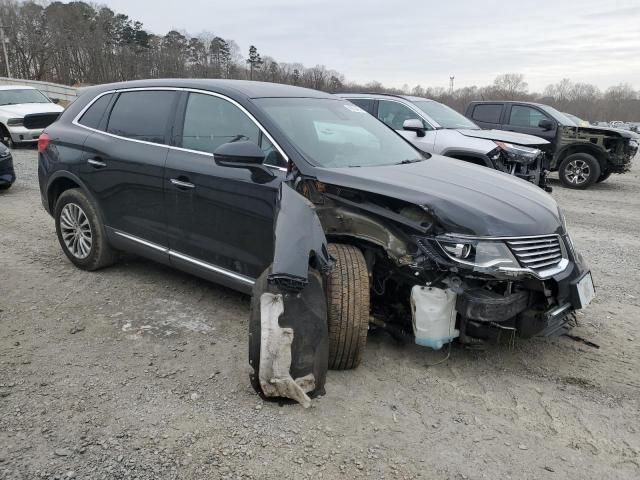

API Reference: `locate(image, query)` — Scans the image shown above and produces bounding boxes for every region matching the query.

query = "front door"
[376,99,437,153]
[164,91,287,289]
[503,104,557,144]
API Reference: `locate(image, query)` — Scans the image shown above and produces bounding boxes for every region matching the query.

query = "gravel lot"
[1,147,639,480]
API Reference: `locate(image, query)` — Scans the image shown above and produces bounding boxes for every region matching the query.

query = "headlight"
[6,118,24,127]
[437,236,519,269]
[494,141,541,165]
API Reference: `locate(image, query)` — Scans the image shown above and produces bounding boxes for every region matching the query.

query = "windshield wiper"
[396,158,424,165]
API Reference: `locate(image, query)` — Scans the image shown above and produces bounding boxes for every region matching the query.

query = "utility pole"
[0,22,10,78]
[449,75,455,95]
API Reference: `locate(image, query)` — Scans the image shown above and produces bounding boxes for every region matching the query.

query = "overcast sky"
[99,0,640,92]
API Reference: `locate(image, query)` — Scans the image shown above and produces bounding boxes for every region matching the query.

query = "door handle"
[170,177,195,190]
[87,158,106,168]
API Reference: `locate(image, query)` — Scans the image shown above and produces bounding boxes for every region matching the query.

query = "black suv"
[466,101,638,188]
[38,80,594,406]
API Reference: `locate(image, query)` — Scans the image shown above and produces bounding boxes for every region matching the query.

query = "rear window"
[106,91,176,144]
[471,104,502,124]
[78,93,113,130]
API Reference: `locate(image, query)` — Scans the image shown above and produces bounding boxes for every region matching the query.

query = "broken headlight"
[494,141,541,165]
[436,236,519,269]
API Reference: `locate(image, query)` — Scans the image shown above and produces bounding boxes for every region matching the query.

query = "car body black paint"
[0,143,15,188]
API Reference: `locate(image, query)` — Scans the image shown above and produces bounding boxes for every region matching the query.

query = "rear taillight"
[37,133,50,153]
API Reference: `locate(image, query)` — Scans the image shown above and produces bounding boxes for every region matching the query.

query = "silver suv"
[337,93,551,190]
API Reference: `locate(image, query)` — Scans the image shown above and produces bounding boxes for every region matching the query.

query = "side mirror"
[538,119,554,131]
[403,119,426,138]
[50,98,60,104]
[214,140,265,167]
[213,140,275,183]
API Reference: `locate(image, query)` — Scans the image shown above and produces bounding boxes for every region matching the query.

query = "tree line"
[0,1,638,122]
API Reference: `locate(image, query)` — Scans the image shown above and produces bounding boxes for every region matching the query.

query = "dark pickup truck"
[465,101,638,189]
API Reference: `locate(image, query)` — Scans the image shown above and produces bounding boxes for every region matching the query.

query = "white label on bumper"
[576,272,595,309]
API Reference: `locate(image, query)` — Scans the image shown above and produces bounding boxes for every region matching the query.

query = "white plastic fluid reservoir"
[410,285,459,350]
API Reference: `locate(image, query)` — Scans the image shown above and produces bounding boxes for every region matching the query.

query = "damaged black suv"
[38,80,595,407]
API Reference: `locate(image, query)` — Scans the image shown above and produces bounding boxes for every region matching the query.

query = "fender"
[45,170,104,223]
[554,142,607,168]
[249,182,331,407]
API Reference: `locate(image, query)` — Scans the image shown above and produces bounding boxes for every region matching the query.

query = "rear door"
[80,89,178,250]
[502,104,557,143]
[164,91,286,289]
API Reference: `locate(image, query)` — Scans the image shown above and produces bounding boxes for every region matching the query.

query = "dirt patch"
[1,148,639,479]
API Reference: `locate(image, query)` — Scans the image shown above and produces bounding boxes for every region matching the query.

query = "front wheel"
[558,153,600,189]
[54,188,118,270]
[326,243,370,370]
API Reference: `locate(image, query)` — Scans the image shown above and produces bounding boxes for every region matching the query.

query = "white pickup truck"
[0,85,64,148]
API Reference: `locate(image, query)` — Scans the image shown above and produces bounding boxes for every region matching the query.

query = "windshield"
[412,100,479,129]
[0,89,51,106]
[254,98,425,168]
[540,105,577,127]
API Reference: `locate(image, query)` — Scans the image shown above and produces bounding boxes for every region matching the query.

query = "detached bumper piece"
[456,288,529,323]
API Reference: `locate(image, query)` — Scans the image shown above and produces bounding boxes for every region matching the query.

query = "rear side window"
[78,93,113,130]
[348,98,375,114]
[180,92,260,154]
[471,104,502,124]
[106,91,176,144]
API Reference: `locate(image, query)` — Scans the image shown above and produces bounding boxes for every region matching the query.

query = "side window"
[181,93,260,154]
[509,105,549,128]
[348,98,375,114]
[78,93,113,130]
[107,91,176,143]
[377,100,427,130]
[471,104,502,124]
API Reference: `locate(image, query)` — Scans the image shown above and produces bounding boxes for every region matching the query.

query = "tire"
[596,171,612,183]
[326,243,370,370]
[558,153,600,189]
[54,188,117,271]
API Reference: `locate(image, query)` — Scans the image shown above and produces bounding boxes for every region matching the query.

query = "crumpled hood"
[315,155,563,237]
[573,125,635,139]
[0,103,64,117]
[457,128,549,146]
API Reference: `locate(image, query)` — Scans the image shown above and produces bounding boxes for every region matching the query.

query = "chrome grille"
[506,236,564,272]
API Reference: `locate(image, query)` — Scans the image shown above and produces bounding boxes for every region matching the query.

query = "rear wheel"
[558,153,600,189]
[54,188,117,270]
[326,243,370,370]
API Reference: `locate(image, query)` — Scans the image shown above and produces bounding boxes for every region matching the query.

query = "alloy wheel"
[566,159,590,185]
[60,203,93,259]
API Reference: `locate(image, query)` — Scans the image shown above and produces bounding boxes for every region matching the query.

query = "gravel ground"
[1,147,639,480]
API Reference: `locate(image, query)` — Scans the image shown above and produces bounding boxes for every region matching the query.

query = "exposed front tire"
[54,188,117,271]
[326,243,370,370]
[558,153,600,189]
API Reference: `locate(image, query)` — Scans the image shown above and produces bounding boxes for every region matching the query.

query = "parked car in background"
[38,79,594,406]
[0,142,15,189]
[337,93,550,190]
[466,101,638,188]
[0,86,65,148]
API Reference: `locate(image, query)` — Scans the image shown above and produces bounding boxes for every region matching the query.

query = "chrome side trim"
[114,230,168,253]
[169,250,255,286]
[71,86,289,172]
[112,229,255,286]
